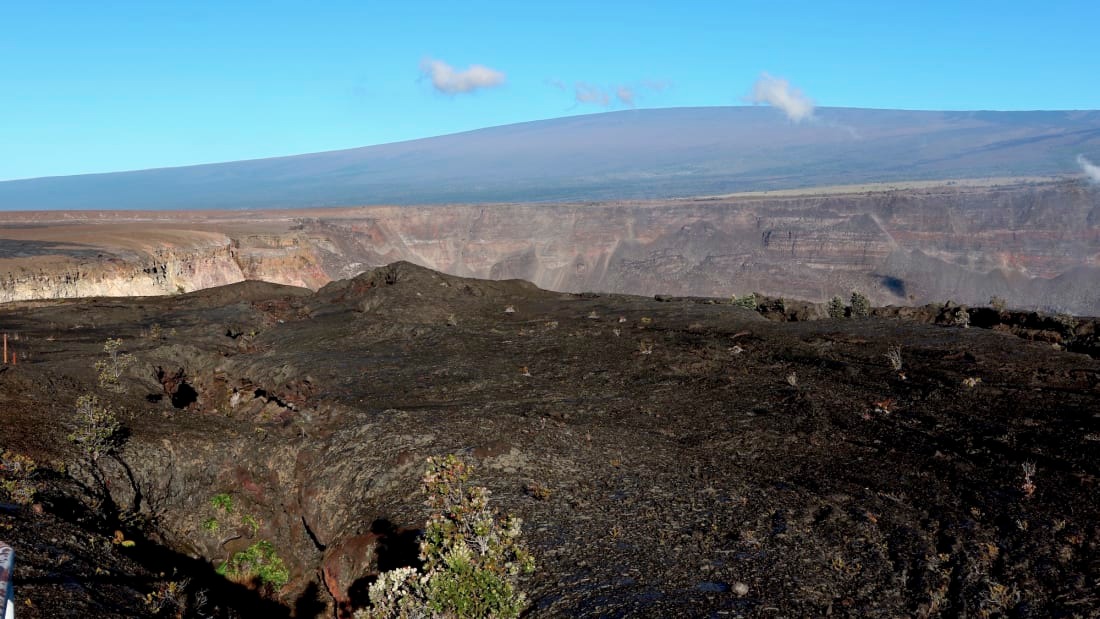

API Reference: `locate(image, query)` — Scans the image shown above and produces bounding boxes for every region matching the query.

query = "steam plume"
[1078,155,1100,182]
[747,72,814,122]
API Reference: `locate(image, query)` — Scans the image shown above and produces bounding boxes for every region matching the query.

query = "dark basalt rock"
[0,263,1096,617]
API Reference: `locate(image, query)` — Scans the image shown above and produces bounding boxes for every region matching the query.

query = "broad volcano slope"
[0,263,1097,617]
[2,107,1099,209]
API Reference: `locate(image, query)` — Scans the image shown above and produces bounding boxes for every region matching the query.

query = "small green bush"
[1054,313,1078,342]
[826,296,847,319]
[850,291,871,317]
[732,293,757,310]
[217,540,289,591]
[211,493,233,513]
[357,455,534,619]
[0,450,37,505]
[94,338,134,393]
[68,394,123,462]
[242,514,260,536]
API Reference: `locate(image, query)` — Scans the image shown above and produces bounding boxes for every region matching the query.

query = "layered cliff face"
[0,178,1098,313]
[0,229,328,303]
[295,179,1100,313]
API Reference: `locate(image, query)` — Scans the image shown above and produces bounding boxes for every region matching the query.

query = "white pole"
[0,543,13,619]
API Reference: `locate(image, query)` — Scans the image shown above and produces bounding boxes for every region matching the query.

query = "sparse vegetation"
[243,513,261,536]
[827,295,847,318]
[217,540,289,592]
[0,450,37,505]
[211,493,234,513]
[357,454,534,619]
[204,493,264,541]
[884,345,903,373]
[1054,313,1077,343]
[953,307,970,328]
[68,394,123,462]
[732,293,757,309]
[95,338,135,392]
[523,481,551,501]
[1021,462,1037,498]
[989,296,1007,311]
[850,291,871,317]
[143,578,189,616]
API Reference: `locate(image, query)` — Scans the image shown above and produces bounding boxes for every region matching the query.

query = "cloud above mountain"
[567,80,667,107]
[616,86,635,106]
[575,82,610,106]
[421,58,505,94]
[747,73,815,122]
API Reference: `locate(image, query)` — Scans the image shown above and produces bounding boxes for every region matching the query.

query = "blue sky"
[1,1,1097,181]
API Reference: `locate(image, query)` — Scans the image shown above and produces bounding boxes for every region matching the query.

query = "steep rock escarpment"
[1,179,1098,313]
[0,232,328,302]
[297,180,1100,313]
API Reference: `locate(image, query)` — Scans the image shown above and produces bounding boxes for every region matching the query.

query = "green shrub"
[210,493,233,513]
[68,394,123,462]
[357,455,534,619]
[1054,313,1078,342]
[217,540,289,591]
[0,450,37,505]
[94,338,134,393]
[826,296,847,319]
[242,514,260,536]
[731,293,757,310]
[850,291,871,317]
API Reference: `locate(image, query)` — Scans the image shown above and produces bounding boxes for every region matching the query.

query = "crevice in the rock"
[301,516,326,551]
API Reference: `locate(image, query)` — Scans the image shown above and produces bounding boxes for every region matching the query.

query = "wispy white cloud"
[1078,154,1100,182]
[420,58,505,94]
[564,79,667,107]
[747,72,814,122]
[575,82,610,106]
[616,86,635,107]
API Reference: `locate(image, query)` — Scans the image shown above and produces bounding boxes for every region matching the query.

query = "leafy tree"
[827,296,847,318]
[850,291,871,317]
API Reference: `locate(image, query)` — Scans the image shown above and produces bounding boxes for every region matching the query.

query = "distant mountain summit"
[3,106,1100,210]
